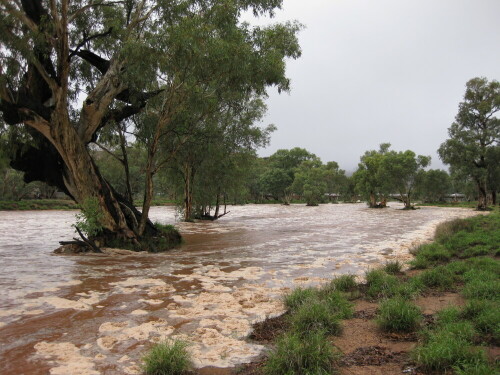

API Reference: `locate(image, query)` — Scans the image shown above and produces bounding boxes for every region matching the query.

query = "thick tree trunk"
[476,179,488,210]
[183,163,194,221]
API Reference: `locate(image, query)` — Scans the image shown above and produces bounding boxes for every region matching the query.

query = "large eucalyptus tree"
[0,0,301,246]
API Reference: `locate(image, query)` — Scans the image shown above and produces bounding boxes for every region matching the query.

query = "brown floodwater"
[0,203,480,374]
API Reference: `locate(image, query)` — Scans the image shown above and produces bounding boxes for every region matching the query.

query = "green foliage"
[413,330,487,371]
[436,306,462,326]
[290,301,342,336]
[454,360,499,375]
[383,260,403,274]
[416,169,452,203]
[434,218,475,243]
[462,270,500,301]
[321,290,354,319]
[438,77,500,210]
[283,288,319,311]
[353,143,390,207]
[329,274,358,292]
[393,278,424,300]
[376,297,422,333]
[0,199,77,211]
[379,149,431,208]
[460,300,500,344]
[364,269,399,300]
[416,266,456,290]
[142,340,192,375]
[264,331,337,375]
[74,197,104,238]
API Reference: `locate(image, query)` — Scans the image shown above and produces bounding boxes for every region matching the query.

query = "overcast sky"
[246,0,500,172]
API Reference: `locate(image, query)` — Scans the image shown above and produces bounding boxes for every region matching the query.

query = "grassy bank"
[416,201,479,209]
[0,199,78,211]
[258,210,499,374]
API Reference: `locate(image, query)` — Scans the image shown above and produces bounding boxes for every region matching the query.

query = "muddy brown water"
[0,203,480,374]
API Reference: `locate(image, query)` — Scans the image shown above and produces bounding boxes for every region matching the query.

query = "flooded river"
[0,203,480,374]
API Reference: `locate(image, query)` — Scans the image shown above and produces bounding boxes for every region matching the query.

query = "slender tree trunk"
[214,186,221,218]
[183,163,193,221]
[118,125,134,203]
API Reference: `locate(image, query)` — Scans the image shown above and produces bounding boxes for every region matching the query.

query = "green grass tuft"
[365,269,399,300]
[376,297,422,333]
[322,290,354,319]
[416,266,456,290]
[384,260,403,274]
[283,288,319,311]
[290,301,342,336]
[264,331,338,375]
[412,331,487,371]
[142,340,192,375]
[329,274,358,292]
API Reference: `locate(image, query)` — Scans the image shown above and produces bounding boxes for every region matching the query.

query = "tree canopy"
[0,0,302,248]
[438,77,500,209]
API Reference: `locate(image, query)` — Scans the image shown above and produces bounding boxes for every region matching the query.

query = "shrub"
[142,340,192,375]
[74,197,104,237]
[365,269,399,300]
[384,260,403,274]
[264,331,337,375]
[284,288,319,311]
[290,301,342,336]
[377,297,422,333]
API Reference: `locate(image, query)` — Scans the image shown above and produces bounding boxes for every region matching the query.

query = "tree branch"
[0,0,39,33]
[68,1,125,24]
[68,28,114,61]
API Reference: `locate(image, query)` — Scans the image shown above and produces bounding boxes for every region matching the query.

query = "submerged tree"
[379,150,430,209]
[438,77,500,210]
[353,143,391,208]
[0,1,301,247]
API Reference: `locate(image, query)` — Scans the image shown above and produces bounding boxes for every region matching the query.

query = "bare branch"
[94,142,124,164]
